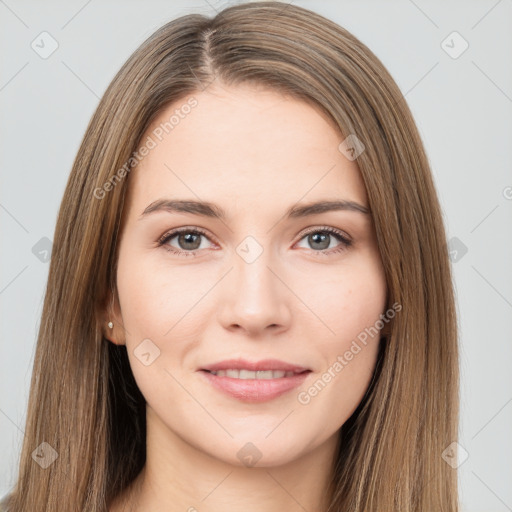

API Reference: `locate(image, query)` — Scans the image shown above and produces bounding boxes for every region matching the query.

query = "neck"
[111,405,339,512]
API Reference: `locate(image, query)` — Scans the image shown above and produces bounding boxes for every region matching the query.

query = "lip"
[200,358,310,373]
[198,358,311,403]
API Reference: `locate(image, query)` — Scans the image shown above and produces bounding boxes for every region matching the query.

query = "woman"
[1,2,459,510]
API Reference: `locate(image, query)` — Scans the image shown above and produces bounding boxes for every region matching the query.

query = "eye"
[157,226,352,257]
[295,227,352,255]
[157,227,215,257]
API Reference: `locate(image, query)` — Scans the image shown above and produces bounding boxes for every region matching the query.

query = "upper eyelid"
[159,226,216,243]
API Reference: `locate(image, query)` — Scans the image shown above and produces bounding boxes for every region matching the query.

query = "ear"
[99,289,126,346]
[380,321,391,339]
[380,316,394,339]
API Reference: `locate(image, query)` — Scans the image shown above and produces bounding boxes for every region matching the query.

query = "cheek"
[116,258,164,336]
[116,247,209,337]
[115,251,197,408]
[115,248,212,400]
[297,256,386,403]
[298,255,387,343]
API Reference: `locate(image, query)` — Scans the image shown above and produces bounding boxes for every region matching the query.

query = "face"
[109,83,387,467]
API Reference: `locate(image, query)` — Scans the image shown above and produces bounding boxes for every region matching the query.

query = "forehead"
[125,84,368,218]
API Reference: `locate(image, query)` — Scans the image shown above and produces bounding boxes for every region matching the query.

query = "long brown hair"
[2,2,459,510]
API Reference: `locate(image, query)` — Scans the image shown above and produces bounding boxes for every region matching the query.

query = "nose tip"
[217,256,291,336]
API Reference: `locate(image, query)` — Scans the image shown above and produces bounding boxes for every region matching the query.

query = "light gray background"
[1,1,511,510]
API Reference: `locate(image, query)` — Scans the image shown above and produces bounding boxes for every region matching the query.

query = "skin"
[105,82,388,512]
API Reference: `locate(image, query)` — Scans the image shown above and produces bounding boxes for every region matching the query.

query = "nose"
[217,245,291,336]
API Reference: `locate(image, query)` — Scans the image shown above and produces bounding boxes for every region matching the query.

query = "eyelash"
[157,226,352,258]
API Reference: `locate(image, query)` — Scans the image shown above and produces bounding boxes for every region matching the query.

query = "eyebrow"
[139,198,370,221]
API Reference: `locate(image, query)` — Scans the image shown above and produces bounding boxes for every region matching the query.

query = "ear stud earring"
[108,321,113,328]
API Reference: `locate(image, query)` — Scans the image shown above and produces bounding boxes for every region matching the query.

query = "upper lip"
[201,358,310,373]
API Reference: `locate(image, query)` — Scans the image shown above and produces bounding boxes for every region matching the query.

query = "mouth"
[198,359,311,402]
[203,369,306,379]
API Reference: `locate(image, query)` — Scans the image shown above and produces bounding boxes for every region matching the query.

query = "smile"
[205,369,300,379]
[199,367,311,402]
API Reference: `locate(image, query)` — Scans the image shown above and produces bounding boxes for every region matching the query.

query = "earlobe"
[380,320,392,339]
[98,291,126,345]
[102,319,127,346]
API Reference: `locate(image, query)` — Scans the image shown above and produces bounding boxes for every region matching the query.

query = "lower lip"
[199,370,311,403]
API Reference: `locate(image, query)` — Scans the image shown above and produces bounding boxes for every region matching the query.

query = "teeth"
[258,370,279,379]
[239,369,256,379]
[208,369,298,379]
